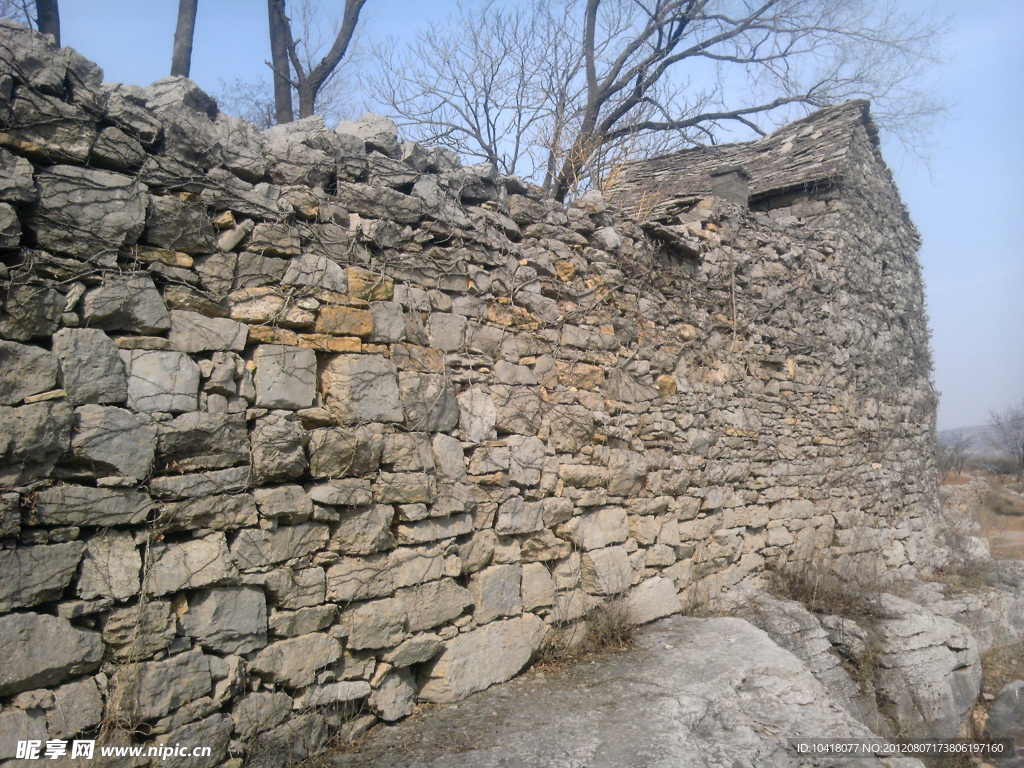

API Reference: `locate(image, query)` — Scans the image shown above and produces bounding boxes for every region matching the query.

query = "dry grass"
[535,598,636,667]
[763,558,886,620]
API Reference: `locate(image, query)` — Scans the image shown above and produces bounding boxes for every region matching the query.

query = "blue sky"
[55,0,1024,431]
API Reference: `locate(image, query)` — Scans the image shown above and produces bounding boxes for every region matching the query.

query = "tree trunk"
[268,0,293,124]
[170,0,199,78]
[35,0,60,47]
[296,83,316,120]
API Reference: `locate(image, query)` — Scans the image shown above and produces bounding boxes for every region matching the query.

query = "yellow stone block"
[315,306,375,337]
[346,267,394,301]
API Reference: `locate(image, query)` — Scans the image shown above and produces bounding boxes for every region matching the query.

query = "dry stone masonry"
[0,20,967,766]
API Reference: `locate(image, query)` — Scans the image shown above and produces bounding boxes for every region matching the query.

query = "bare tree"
[266,0,366,123]
[268,0,294,123]
[987,400,1024,479]
[371,0,948,200]
[170,0,198,77]
[215,77,277,129]
[937,433,972,482]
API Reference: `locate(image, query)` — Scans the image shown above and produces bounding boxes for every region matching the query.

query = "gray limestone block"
[0,147,35,204]
[268,605,336,637]
[90,125,148,171]
[145,75,219,116]
[561,507,629,550]
[432,433,467,482]
[0,400,73,484]
[263,136,335,189]
[0,339,58,405]
[383,633,445,667]
[34,485,152,527]
[495,496,544,535]
[607,448,649,495]
[0,20,67,93]
[343,598,409,650]
[162,713,232,768]
[369,668,416,722]
[77,530,142,601]
[382,432,435,473]
[0,708,47,760]
[295,680,372,709]
[369,301,407,343]
[331,504,396,556]
[52,328,128,405]
[160,493,259,532]
[254,484,314,522]
[145,194,216,255]
[396,578,474,632]
[8,87,98,163]
[148,466,251,499]
[457,386,496,443]
[70,404,157,479]
[396,512,473,546]
[120,349,200,413]
[231,691,293,742]
[250,633,343,688]
[625,576,681,625]
[102,82,164,146]
[156,411,249,472]
[373,472,436,505]
[470,563,523,624]
[180,586,268,655]
[254,344,316,410]
[336,113,400,157]
[492,384,543,436]
[0,612,104,697]
[307,478,373,507]
[47,676,104,739]
[168,310,247,352]
[230,523,330,571]
[417,613,546,704]
[326,554,394,602]
[398,371,459,432]
[102,600,176,660]
[110,649,212,722]
[282,252,348,293]
[521,562,556,610]
[0,201,19,248]
[0,541,84,612]
[213,113,268,182]
[426,312,467,351]
[145,533,239,596]
[308,424,384,478]
[984,679,1024,742]
[261,566,326,609]
[0,491,18,538]
[29,166,148,264]
[82,274,171,334]
[251,412,308,483]
[581,546,633,595]
[244,711,332,768]
[322,353,404,423]
[0,284,64,341]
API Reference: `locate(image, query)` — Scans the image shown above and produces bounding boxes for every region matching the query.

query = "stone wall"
[0,21,941,766]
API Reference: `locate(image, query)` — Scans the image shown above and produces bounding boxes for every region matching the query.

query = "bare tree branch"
[368,0,949,200]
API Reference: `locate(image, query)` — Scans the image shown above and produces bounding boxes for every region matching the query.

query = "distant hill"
[938,424,1008,457]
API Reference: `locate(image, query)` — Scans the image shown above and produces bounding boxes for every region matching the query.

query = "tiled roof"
[607,100,879,217]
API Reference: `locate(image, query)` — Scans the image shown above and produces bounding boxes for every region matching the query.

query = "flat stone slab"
[328,617,924,768]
